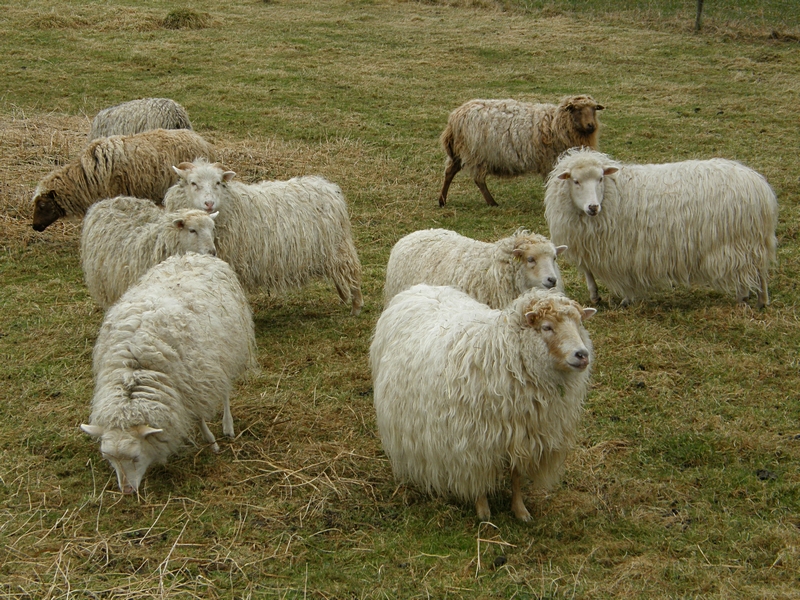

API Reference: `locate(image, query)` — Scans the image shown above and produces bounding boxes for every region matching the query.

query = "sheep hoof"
[210,442,221,454]
[475,496,491,521]
[438,196,446,207]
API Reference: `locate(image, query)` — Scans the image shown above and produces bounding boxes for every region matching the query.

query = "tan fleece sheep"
[438,95,603,206]
[32,129,215,231]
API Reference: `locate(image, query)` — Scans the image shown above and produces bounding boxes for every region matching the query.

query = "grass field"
[1,0,799,597]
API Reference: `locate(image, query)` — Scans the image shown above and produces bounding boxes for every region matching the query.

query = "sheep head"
[172,160,235,213]
[31,189,66,231]
[171,209,217,257]
[510,236,566,292]
[81,423,164,495]
[555,156,618,217]
[561,95,604,138]
[524,294,595,371]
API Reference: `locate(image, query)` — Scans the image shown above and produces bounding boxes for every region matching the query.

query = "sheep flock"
[24,90,781,520]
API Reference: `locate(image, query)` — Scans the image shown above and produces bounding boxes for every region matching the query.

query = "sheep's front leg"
[439,156,462,207]
[510,467,531,522]
[757,272,769,308]
[222,397,235,438]
[475,494,491,521]
[199,419,220,453]
[582,268,600,303]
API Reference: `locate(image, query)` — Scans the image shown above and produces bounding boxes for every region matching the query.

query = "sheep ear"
[135,425,163,438]
[81,424,104,438]
[603,167,619,176]
[557,171,571,180]
[582,308,597,321]
[173,218,186,229]
[595,104,605,111]
[209,211,219,220]
[511,248,524,261]
[222,171,236,182]
[524,310,539,327]
[555,245,568,256]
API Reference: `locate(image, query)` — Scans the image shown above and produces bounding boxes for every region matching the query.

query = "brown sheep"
[438,95,604,207]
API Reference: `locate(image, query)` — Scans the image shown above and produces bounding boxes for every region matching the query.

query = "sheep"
[371,284,595,521]
[31,128,216,231]
[80,253,256,495]
[543,148,778,308]
[88,98,193,141]
[164,159,364,316]
[383,228,567,309]
[80,196,218,310]
[438,95,604,207]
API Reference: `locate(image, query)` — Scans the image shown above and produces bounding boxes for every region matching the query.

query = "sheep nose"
[544,277,557,288]
[586,123,595,133]
[210,249,217,257]
[204,202,215,211]
[122,484,135,495]
[587,205,599,216]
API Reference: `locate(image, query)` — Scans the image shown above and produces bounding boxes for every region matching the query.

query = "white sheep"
[544,148,778,307]
[164,159,364,316]
[32,128,216,231]
[371,284,595,521]
[80,196,218,310]
[88,98,193,141]
[81,253,255,495]
[383,228,566,309]
[438,95,604,207]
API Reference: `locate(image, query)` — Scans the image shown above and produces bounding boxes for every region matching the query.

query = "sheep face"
[81,424,164,494]
[512,242,566,291]
[31,189,65,231]
[173,210,218,256]
[563,96,604,136]
[173,161,236,213]
[524,297,595,371]
[557,163,618,216]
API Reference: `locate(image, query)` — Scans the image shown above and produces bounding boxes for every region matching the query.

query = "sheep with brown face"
[31,128,215,231]
[438,95,604,207]
[371,284,595,521]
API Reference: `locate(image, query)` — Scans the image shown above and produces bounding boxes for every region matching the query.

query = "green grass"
[1,0,799,597]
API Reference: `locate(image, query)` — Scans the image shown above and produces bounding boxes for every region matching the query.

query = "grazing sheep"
[438,95,604,207]
[164,159,364,316]
[81,253,255,495]
[384,228,566,309]
[81,196,218,309]
[371,284,595,521]
[31,129,216,231]
[88,98,193,141]
[544,148,778,307]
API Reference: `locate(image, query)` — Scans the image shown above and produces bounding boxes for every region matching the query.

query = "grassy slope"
[0,0,798,597]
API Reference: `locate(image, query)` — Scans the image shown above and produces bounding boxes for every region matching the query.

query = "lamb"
[543,148,778,308]
[438,95,604,207]
[80,253,256,495]
[88,98,193,141]
[80,196,218,310]
[371,284,595,521]
[383,228,566,309]
[32,128,216,231]
[164,159,364,316]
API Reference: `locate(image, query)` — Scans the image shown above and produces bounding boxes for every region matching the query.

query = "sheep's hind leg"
[582,268,600,304]
[511,467,531,522]
[222,397,235,438]
[757,272,769,308]
[474,173,498,207]
[475,494,491,521]
[439,157,462,207]
[199,420,220,453]
[349,286,364,316]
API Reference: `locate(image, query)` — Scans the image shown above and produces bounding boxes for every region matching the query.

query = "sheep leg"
[475,494,491,521]
[582,268,600,303]
[222,397,235,438]
[757,272,769,308]
[350,286,364,316]
[439,157,462,207]
[199,419,220,454]
[473,173,498,207]
[510,467,531,522]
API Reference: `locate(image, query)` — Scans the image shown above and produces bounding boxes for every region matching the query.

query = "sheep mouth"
[567,356,590,370]
[585,206,600,217]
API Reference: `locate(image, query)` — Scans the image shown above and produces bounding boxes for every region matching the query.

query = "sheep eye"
[599,176,604,183]
[541,324,554,332]
[573,179,580,185]
[188,228,197,234]
[527,256,536,264]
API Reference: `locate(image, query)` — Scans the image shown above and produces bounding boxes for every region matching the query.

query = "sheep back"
[32,129,216,231]
[383,228,564,309]
[544,149,778,305]
[89,98,193,141]
[371,284,593,505]
[81,196,217,309]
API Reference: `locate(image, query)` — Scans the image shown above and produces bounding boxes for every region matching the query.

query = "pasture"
[0,0,798,597]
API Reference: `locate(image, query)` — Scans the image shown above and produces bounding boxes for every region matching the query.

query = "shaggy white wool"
[89,98,193,141]
[81,196,217,309]
[544,148,778,307]
[383,228,565,308]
